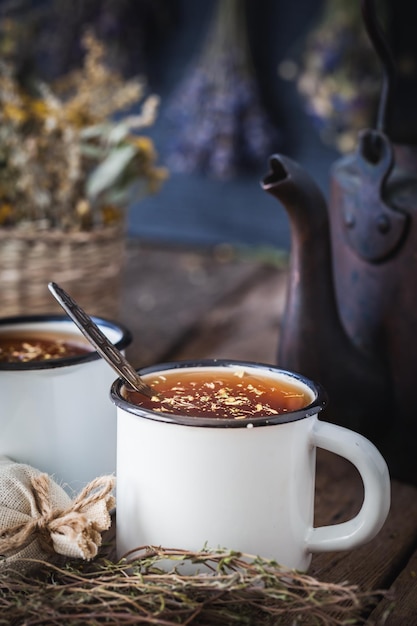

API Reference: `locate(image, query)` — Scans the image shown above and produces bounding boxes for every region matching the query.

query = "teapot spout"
[262,154,391,434]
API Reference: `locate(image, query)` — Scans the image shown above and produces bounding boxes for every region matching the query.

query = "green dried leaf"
[86,144,137,200]
[107,123,130,145]
[79,123,111,139]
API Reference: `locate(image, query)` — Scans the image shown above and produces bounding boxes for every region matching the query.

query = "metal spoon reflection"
[48,281,157,399]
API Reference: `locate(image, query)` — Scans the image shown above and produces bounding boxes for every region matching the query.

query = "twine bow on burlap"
[0,457,115,571]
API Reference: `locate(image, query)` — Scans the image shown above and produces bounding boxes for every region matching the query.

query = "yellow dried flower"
[100,205,123,226]
[0,203,13,224]
[130,136,156,155]
[3,102,27,124]
[30,99,50,120]
[75,199,91,217]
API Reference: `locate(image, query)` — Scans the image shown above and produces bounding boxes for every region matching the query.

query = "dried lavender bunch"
[167,0,280,180]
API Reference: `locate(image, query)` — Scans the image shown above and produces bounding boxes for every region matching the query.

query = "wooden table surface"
[117,240,417,625]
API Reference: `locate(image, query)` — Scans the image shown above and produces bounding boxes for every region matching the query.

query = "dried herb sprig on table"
[0,546,384,625]
[0,30,167,232]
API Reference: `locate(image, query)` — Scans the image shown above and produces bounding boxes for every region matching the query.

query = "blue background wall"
[127,0,339,251]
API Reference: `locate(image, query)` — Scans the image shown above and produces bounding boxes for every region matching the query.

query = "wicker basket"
[0,224,126,320]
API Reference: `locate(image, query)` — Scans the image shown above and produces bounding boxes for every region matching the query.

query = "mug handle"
[306,420,391,553]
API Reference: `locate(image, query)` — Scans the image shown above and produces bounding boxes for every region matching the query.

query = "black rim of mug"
[0,314,132,370]
[110,359,328,428]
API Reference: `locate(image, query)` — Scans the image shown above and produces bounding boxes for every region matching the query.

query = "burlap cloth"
[0,456,115,572]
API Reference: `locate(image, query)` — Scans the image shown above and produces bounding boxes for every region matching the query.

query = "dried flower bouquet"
[0,31,167,232]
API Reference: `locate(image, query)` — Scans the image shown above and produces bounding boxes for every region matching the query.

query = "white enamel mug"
[111,360,391,571]
[0,314,131,490]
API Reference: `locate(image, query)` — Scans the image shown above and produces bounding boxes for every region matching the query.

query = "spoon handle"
[48,282,155,398]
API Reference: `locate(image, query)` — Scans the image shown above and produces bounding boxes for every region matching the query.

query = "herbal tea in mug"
[112,359,391,571]
[0,315,131,489]
[0,330,93,363]
[122,367,312,419]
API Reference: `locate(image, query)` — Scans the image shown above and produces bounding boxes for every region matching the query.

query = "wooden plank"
[172,263,288,364]
[367,547,417,625]
[119,242,285,368]
[311,451,417,598]
[314,449,363,528]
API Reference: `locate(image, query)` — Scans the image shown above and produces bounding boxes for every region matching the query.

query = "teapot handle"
[306,420,390,552]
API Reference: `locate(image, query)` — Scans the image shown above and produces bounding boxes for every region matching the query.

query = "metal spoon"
[48,281,158,399]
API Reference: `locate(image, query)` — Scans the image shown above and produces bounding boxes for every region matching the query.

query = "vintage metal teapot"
[262,1,417,483]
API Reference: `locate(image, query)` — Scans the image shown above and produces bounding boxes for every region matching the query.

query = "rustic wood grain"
[119,242,285,368]
[172,263,287,364]
[311,459,417,608]
[367,547,417,625]
[309,450,417,622]
[314,449,363,528]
